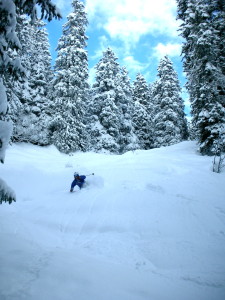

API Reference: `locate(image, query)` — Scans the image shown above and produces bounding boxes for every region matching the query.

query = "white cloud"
[53,0,183,84]
[54,0,72,17]
[122,56,153,82]
[153,42,182,59]
[123,56,148,73]
[89,35,110,60]
[86,0,180,45]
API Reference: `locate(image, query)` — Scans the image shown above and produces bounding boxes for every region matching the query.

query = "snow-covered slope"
[1,141,225,300]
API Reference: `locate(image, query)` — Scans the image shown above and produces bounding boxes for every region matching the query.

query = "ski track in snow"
[1,141,225,300]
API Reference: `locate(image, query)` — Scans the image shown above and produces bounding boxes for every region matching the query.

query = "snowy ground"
[0,141,225,300]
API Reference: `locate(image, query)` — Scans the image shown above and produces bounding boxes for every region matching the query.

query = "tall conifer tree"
[0,0,61,204]
[153,56,187,147]
[50,0,89,153]
[177,0,225,154]
[8,17,53,145]
[90,48,121,153]
[132,73,154,149]
[115,67,137,152]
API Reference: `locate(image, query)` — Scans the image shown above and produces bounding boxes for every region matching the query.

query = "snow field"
[0,141,225,300]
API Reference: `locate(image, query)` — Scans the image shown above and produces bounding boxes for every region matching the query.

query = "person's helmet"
[74,172,79,177]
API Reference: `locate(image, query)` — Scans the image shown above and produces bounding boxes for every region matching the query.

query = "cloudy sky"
[46,0,190,113]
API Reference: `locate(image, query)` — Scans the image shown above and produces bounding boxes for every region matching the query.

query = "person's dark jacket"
[71,175,86,190]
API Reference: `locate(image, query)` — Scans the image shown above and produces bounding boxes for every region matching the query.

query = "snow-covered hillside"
[0,141,225,300]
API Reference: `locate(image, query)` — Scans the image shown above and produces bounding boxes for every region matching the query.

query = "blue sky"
[46,0,190,114]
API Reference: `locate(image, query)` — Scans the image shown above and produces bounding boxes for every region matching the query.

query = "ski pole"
[85,173,94,176]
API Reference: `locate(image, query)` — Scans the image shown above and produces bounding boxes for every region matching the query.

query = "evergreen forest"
[0,0,225,203]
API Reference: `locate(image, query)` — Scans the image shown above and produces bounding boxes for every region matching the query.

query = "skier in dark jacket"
[70,172,86,192]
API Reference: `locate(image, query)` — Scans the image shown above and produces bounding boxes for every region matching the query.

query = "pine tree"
[0,0,61,204]
[49,0,89,153]
[29,20,53,145]
[90,48,121,153]
[115,67,138,152]
[153,56,187,148]
[7,17,53,146]
[177,0,225,155]
[132,73,154,149]
[5,14,31,134]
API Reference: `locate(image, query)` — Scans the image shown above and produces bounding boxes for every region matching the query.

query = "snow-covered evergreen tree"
[7,17,53,145]
[177,0,225,155]
[0,0,61,204]
[90,48,121,153]
[132,73,154,149]
[0,2,24,205]
[5,15,30,131]
[188,120,197,141]
[49,0,89,153]
[153,56,187,148]
[115,67,138,152]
